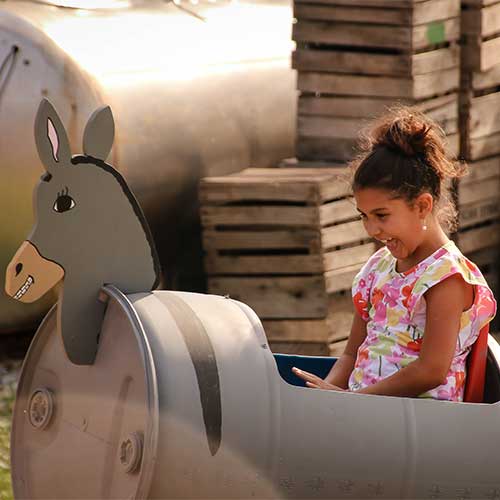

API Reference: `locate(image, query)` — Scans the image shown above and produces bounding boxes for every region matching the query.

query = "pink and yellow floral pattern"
[348,241,497,401]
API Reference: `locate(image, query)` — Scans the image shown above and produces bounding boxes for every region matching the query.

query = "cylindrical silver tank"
[0,0,296,333]
[12,287,500,499]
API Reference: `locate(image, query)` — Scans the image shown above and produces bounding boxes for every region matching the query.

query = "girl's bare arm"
[323,312,367,389]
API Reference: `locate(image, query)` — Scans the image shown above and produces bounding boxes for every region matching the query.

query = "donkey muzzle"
[5,241,64,303]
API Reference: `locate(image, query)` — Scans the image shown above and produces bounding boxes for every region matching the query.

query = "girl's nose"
[363,219,381,238]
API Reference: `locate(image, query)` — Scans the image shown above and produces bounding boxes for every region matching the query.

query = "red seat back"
[464,324,489,403]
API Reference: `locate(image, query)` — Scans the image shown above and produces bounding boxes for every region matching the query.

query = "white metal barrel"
[11,286,500,499]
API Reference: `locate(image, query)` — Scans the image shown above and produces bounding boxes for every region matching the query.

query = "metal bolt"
[119,432,143,474]
[28,388,54,430]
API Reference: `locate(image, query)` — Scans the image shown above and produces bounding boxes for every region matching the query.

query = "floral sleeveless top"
[348,240,496,401]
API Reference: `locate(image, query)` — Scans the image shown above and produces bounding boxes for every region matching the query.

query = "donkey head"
[5,99,160,364]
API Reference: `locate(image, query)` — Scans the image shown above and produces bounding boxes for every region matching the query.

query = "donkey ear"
[83,106,114,161]
[34,98,71,172]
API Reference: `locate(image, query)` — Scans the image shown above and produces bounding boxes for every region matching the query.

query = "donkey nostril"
[15,263,23,276]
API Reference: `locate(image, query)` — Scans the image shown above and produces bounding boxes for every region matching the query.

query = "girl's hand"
[291,367,347,391]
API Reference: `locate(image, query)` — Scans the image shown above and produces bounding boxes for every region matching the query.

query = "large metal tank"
[0,0,296,334]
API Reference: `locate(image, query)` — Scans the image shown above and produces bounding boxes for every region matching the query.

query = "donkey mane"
[71,154,161,290]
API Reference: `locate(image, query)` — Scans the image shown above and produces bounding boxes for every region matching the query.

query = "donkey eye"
[53,194,75,213]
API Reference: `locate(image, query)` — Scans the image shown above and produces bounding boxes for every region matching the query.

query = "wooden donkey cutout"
[5,99,160,365]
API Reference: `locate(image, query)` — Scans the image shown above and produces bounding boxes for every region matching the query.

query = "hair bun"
[369,107,436,157]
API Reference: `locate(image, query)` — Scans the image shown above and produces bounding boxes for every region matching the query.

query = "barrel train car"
[5,100,500,500]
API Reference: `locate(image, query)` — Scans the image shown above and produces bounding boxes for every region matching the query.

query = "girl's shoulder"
[410,241,496,324]
[413,241,489,293]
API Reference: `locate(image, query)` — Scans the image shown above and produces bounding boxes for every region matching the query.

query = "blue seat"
[273,353,337,387]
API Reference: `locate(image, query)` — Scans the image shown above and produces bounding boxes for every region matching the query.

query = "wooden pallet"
[200,168,372,320]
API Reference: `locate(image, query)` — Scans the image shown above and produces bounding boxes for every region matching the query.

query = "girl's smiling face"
[354,187,431,261]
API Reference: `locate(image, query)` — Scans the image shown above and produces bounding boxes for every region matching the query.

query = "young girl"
[293,107,497,401]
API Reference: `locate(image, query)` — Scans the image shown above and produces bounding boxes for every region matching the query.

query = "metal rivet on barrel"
[28,388,54,430]
[119,432,143,474]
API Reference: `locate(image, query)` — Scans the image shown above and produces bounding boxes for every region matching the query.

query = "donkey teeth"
[14,275,35,300]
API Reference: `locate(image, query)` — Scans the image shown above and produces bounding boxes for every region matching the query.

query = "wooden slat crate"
[200,167,370,354]
[462,1,500,72]
[292,0,460,163]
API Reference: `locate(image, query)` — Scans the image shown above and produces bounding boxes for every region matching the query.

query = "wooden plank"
[463,34,500,72]
[294,0,428,7]
[462,0,500,6]
[460,157,500,186]
[457,221,500,254]
[319,197,359,226]
[279,158,345,169]
[297,136,358,162]
[470,63,500,92]
[292,48,410,77]
[263,292,353,342]
[202,228,321,251]
[325,263,363,293]
[467,130,500,160]
[294,1,459,25]
[329,339,349,357]
[201,177,351,205]
[468,92,500,139]
[466,246,499,267]
[323,242,376,271]
[205,242,374,275]
[297,115,368,140]
[292,18,460,51]
[459,198,500,228]
[480,36,500,71]
[321,219,368,248]
[204,253,324,275]
[297,68,459,100]
[298,93,457,118]
[411,45,459,75]
[200,181,316,204]
[293,45,458,77]
[201,205,319,227]
[202,197,357,229]
[208,276,328,318]
[299,112,457,139]
[462,2,500,37]
[293,3,413,25]
[458,176,500,204]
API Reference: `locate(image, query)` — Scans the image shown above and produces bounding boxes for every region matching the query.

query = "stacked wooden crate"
[293,0,461,162]
[200,168,372,356]
[458,0,500,317]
